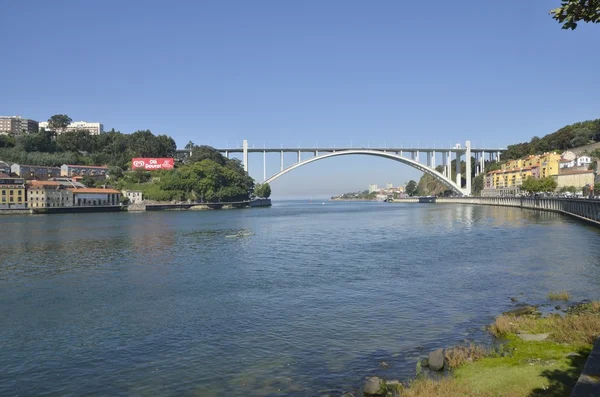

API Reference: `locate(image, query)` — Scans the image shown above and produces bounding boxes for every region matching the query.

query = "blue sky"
[1,1,599,197]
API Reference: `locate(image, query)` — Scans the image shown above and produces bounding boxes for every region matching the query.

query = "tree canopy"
[551,0,600,30]
[47,114,72,133]
[521,177,558,193]
[254,183,272,198]
[405,180,418,196]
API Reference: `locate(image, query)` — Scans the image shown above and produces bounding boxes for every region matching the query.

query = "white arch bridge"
[176,140,505,196]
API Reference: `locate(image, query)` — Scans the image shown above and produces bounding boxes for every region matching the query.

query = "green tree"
[521,177,541,193]
[472,174,485,196]
[185,140,195,149]
[47,114,72,133]
[551,0,600,30]
[254,183,272,198]
[570,128,593,147]
[405,180,417,196]
[81,175,96,188]
[538,177,558,192]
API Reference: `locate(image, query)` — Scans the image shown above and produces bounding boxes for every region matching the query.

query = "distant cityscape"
[0,115,104,135]
[332,183,407,201]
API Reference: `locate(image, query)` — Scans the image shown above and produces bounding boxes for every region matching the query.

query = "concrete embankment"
[437,197,600,227]
[392,196,600,227]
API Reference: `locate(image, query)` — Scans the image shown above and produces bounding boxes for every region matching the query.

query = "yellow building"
[0,176,26,209]
[486,152,561,191]
[539,153,561,178]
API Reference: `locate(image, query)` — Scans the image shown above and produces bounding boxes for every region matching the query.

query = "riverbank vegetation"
[400,299,600,396]
[0,124,176,168]
[115,147,254,202]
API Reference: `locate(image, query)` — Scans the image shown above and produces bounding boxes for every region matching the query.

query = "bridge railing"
[437,196,600,225]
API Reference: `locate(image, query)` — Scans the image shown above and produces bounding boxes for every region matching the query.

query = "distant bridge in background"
[176,141,506,196]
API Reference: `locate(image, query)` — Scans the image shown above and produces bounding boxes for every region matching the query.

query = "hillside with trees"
[0,114,257,202]
[415,118,600,196]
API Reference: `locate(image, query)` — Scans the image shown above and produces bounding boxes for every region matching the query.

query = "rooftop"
[68,188,121,194]
[64,164,108,169]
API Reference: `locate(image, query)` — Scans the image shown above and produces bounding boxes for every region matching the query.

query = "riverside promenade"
[393,196,600,227]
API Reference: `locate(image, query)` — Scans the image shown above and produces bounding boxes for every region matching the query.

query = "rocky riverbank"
[331,296,600,397]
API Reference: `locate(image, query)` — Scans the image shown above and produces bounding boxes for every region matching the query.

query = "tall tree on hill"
[47,114,72,134]
[405,180,417,196]
[551,0,600,30]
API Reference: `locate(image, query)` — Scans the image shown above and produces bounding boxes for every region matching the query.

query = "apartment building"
[69,188,121,206]
[0,176,26,208]
[11,164,62,180]
[60,164,108,179]
[39,121,104,135]
[0,116,39,135]
[27,180,73,208]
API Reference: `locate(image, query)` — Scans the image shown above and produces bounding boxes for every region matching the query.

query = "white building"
[386,183,393,189]
[577,156,592,167]
[368,184,378,193]
[40,121,104,135]
[122,190,143,204]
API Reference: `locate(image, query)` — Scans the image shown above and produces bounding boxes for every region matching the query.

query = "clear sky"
[1,1,599,197]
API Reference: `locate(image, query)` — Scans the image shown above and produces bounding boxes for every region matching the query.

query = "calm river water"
[2,201,600,396]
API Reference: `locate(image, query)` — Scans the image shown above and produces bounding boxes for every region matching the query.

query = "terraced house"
[0,176,26,209]
[27,181,73,208]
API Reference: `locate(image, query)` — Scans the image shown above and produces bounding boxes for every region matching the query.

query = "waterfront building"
[485,152,561,192]
[27,181,73,208]
[69,188,121,206]
[61,164,108,179]
[368,184,378,193]
[40,121,104,135]
[0,116,39,135]
[0,176,26,208]
[555,169,595,189]
[123,190,143,204]
[11,164,61,180]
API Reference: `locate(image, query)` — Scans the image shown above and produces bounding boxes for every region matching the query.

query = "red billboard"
[131,158,175,170]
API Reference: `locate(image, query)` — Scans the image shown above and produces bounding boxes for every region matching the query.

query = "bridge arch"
[263,150,465,196]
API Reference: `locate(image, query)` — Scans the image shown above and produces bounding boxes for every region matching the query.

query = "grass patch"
[404,337,591,397]
[547,291,570,301]
[402,301,600,396]
[444,343,489,369]
[489,301,600,346]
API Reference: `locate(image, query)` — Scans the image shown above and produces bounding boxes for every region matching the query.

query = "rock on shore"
[428,348,445,371]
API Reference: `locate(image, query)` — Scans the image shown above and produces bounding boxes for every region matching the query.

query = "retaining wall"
[436,196,600,227]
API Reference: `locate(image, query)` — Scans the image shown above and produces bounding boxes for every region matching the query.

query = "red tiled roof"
[28,180,63,186]
[558,170,594,176]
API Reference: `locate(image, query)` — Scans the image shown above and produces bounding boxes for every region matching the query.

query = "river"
[1,201,600,396]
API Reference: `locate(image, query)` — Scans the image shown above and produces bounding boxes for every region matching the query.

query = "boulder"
[503,305,538,316]
[342,393,355,397]
[379,361,390,369]
[363,376,387,396]
[428,348,445,371]
[554,305,562,310]
[510,297,518,302]
[386,380,403,397]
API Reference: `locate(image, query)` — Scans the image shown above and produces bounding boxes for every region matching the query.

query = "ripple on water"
[1,202,600,396]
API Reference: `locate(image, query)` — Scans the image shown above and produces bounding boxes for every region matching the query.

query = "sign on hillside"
[131,158,174,170]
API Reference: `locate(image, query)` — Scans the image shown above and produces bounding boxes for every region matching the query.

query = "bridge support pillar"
[243,140,248,172]
[455,151,461,188]
[280,151,284,171]
[465,141,472,195]
[432,151,436,169]
[480,152,485,175]
[263,151,266,182]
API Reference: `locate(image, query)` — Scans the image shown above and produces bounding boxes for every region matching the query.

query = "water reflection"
[1,203,600,396]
